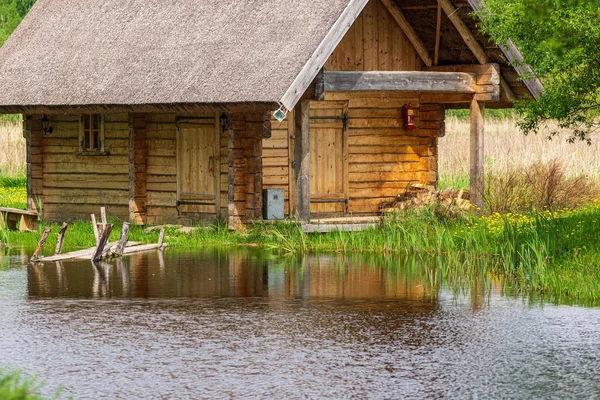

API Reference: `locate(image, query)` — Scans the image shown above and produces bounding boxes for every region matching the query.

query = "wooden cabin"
[0,0,541,228]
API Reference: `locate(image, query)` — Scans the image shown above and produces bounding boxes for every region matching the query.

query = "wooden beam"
[470,98,485,211]
[423,64,500,101]
[437,0,516,102]
[294,100,311,223]
[466,0,543,99]
[380,0,433,67]
[324,71,476,93]
[280,0,369,111]
[434,3,442,66]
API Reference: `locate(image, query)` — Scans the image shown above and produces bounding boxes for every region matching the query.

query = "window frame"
[78,114,106,154]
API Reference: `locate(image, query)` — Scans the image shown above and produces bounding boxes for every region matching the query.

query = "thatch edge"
[279,0,370,112]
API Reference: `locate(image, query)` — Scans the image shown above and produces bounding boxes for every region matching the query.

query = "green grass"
[2,173,600,304]
[0,369,56,400]
[0,174,27,210]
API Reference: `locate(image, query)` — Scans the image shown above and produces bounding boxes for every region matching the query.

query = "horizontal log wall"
[231,114,263,224]
[145,114,178,225]
[263,93,444,216]
[39,113,130,221]
[262,116,293,216]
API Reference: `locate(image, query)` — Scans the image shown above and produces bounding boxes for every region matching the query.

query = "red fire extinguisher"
[402,104,415,130]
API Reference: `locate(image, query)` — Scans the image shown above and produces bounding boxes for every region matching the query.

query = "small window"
[79,114,105,153]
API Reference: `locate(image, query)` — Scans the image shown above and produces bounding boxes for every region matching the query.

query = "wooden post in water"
[158,228,166,247]
[115,223,130,256]
[31,227,52,261]
[100,207,107,231]
[93,224,113,262]
[54,222,69,255]
[470,98,485,211]
[294,100,311,223]
[91,214,100,246]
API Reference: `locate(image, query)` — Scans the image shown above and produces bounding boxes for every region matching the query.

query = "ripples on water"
[0,248,599,399]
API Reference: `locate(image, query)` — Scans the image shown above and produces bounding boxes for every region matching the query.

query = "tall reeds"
[0,117,25,178]
[439,115,600,185]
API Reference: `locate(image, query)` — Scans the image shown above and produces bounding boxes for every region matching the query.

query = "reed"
[0,118,25,178]
[439,115,600,186]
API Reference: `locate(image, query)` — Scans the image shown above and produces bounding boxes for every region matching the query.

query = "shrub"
[484,160,599,214]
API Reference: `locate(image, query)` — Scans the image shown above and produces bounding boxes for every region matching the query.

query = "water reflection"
[1,248,599,399]
[26,250,437,306]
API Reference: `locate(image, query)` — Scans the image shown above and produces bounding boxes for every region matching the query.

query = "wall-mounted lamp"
[220,113,228,133]
[41,115,53,134]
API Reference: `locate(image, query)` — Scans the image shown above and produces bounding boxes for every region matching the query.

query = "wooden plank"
[470,98,485,210]
[280,0,370,111]
[324,71,476,93]
[294,100,311,222]
[380,0,433,67]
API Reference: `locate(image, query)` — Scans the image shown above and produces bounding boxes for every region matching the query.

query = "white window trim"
[78,114,106,154]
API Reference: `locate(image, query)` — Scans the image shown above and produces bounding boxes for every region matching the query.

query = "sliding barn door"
[177,118,220,215]
[310,102,349,216]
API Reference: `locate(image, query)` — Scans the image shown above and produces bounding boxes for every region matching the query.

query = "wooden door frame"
[308,101,350,215]
[176,113,221,218]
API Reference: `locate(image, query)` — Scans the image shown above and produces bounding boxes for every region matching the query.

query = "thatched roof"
[0,0,361,113]
[0,0,540,113]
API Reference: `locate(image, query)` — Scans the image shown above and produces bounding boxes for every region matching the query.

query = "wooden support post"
[91,214,100,246]
[128,113,148,225]
[158,228,166,247]
[115,223,130,255]
[100,207,107,230]
[54,222,69,255]
[93,224,113,262]
[31,227,51,262]
[227,124,236,230]
[470,98,485,211]
[294,100,311,223]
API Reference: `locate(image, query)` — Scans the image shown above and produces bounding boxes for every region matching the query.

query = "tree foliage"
[0,0,35,47]
[480,0,600,142]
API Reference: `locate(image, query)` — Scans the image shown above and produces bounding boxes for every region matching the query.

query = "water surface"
[0,248,598,399]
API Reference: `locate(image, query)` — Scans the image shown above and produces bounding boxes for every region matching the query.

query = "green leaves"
[481,0,600,141]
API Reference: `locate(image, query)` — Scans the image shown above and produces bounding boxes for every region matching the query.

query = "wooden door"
[310,103,348,216]
[177,118,220,215]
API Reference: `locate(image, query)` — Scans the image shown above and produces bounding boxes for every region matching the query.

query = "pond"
[1,248,599,399]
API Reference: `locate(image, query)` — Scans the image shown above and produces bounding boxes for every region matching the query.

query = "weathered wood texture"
[324,71,477,93]
[128,113,147,224]
[145,113,231,226]
[29,113,130,222]
[24,116,44,213]
[229,113,264,225]
[30,112,245,226]
[470,98,485,210]
[325,0,422,72]
[294,101,311,222]
[263,92,444,216]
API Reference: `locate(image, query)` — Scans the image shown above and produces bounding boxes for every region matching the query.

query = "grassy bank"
[2,202,600,304]
[2,116,600,304]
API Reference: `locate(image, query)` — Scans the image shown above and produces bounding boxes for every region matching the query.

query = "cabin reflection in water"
[27,250,436,302]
